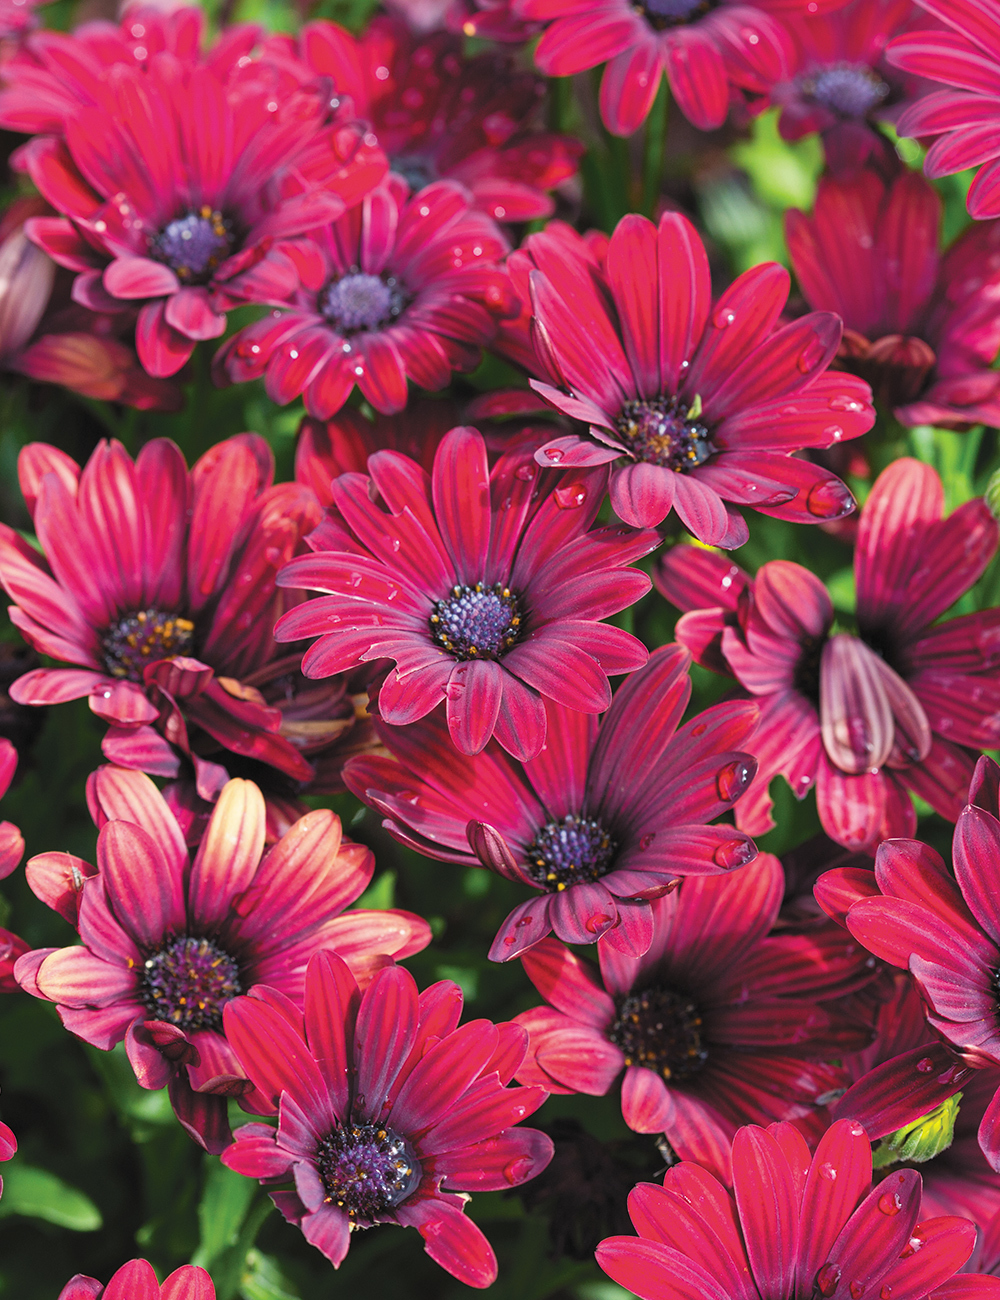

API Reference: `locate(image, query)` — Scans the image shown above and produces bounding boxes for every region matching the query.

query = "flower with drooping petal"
[888,0,1000,220]
[222,950,552,1288]
[658,457,1000,851]
[770,0,926,175]
[280,16,583,223]
[513,0,854,136]
[511,851,873,1180]
[815,753,1000,1172]
[522,210,873,546]
[596,1117,1000,1300]
[58,1259,214,1300]
[786,168,1000,427]
[344,644,760,960]
[14,768,431,1151]
[215,179,514,418]
[0,435,328,792]
[17,46,386,377]
[276,426,656,761]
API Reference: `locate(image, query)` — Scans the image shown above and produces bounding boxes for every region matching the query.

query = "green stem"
[641,78,669,218]
[547,75,573,134]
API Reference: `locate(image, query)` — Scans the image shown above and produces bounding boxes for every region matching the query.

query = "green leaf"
[239,1250,301,1300]
[354,869,396,910]
[192,1159,256,1270]
[0,1162,102,1230]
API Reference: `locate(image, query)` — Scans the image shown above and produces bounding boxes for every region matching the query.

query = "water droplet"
[713,838,755,869]
[390,537,400,551]
[543,448,564,463]
[585,912,614,933]
[850,1283,865,1299]
[816,1264,841,1297]
[716,760,752,801]
[818,1162,837,1182]
[691,723,707,736]
[639,833,656,850]
[915,1057,934,1073]
[797,336,827,373]
[503,1157,531,1184]
[515,464,535,481]
[880,1288,892,1300]
[713,307,735,328]
[503,934,517,946]
[878,1192,902,1216]
[824,424,844,442]
[806,478,854,518]
[829,394,863,412]
[555,484,587,509]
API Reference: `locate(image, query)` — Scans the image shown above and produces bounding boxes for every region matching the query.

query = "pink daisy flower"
[215,179,514,418]
[659,457,1000,851]
[281,16,583,222]
[14,766,430,1152]
[888,0,1000,219]
[275,425,656,760]
[58,1259,214,1300]
[17,51,386,377]
[513,0,850,136]
[222,950,552,1288]
[786,168,1000,427]
[511,851,872,1180]
[814,752,1000,1171]
[0,435,327,793]
[596,1117,1000,1300]
[343,644,760,960]
[523,210,874,546]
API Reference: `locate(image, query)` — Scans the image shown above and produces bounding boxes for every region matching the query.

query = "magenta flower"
[596,1117,999,1300]
[15,767,430,1151]
[660,457,1000,851]
[289,16,583,222]
[344,643,759,960]
[222,950,552,1288]
[888,0,1000,219]
[276,425,655,760]
[771,0,924,174]
[0,435,329,790]
[18,51,386,376]
[58,1260,214,1300]
[523,210,874,545]
[513,0,854,136]
[216,179,514,418]
[787,168,1000,427]
[511,851,872,1180]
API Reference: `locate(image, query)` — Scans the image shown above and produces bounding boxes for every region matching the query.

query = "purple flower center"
[614,397,714,471]
[808,64,889,118]
[319,271,409,334]
[139,936,242,1034]
[392,155,437,192]
[430,582,522,660]
[103,608,195,682]
[526,815,617,891]
[316,1123,421,1222]
[638,0,711,30]
[609,986,708,1081]
[151,208,234,284]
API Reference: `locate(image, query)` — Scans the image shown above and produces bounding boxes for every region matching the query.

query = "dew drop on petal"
[816,1264,841,1297]
[825,424,844,442]
[690,722,707,736]
[555,483,587,509]
[503,1158,531,1184]
[915,1056,935,1073]
[543,448,564,463]
[818,1162,837,1182]
[716,759,752,801]
[806,478,854,518]
[881,1289,892,1300]
[850,1284,865,1299]
[829,394,863,412]
[713,307,736,328]
[639,833,656,850]
[585,912,614,933]
[797,336,828,373]
[878,1192,902,1216]
[515,464,535,480]
[713,838,755,869]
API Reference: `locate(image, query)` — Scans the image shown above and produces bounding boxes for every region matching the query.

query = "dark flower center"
[615,397,714,471]
[392,155,437,193]
[139,936,242,1034]
[151,208,234,283]
[637,0,711,29]
[319,271,409,334]
[525,815,617,891]
[103,608,195,682]
[609,986,708,1081]
[793,633,825,706]
[808,64,889,118]
[430,582,522,660]
[316,1123,422,1222]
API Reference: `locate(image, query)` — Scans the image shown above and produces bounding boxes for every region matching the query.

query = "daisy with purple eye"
[276,425,657,761]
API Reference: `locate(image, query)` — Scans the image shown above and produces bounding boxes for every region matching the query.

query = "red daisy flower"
[511,851,872,1180]
[786,168,1000,427]
[222,950,553,1288]
[770,0,925,175]
[58,1259,214,1300]
[0,435,329,792]
[596,1117,1000,1300]
[660,457,1000,851]
[275,425,656,760]
[216,179,515,418]
[523,210,874,546]
[888,0,1000,220]
[15,768,430,1151]
[343,644,760,960]
[513,0,849,136]
[280,16,582,223]
[17,50,386,377]
[814,752,1000,1171]
[0,736,28,996]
